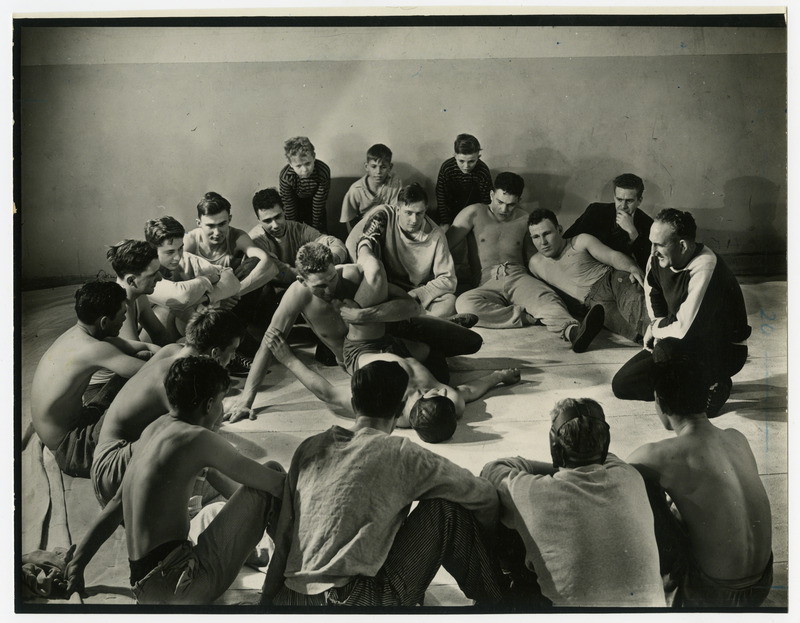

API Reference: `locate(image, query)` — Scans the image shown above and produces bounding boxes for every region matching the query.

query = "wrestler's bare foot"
[498,368,521,385]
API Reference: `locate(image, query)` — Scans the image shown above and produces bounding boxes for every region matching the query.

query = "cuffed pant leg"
[378,499,507,606]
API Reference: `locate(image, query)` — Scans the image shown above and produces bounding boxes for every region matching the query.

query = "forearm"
[150,276,212,309]
[70,497,123,573]
[357,297,421,323]
[206,468,239,499]
[457,370,506,403]
[239,342,275,407]
[282,355,340,405]
[238,260,276,296]
[206,269,240,303]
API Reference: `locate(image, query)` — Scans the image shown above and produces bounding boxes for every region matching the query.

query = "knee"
[611,369,632,399]
[263,460,286,474]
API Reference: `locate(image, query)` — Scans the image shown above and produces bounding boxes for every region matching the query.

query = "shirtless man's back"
[628,361,772,607]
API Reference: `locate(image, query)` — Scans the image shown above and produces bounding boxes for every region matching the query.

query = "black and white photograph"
[14,5,789,615]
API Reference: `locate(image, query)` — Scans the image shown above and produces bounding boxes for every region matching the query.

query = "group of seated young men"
[28,138,768,609]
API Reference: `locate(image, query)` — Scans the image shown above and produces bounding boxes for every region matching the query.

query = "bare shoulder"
[628,437,673,470]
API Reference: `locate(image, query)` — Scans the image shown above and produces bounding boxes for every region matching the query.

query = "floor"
[18,279,788,610]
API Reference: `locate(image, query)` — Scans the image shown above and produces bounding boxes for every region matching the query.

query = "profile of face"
[289,152,316,179]
[213,337,241,368]
[365,158,392,185]
[104,301,127,337]
[528,218,564,258]
[649,221,685,269]
[298,264,338,303]
[157,238,184,273]
[488,189,519,222]
[614,186,642,216]
[198,212,231,246]
[455,152,480,175]
[397,201,426,235]
[132,258,163,295]
[257,205,287,239]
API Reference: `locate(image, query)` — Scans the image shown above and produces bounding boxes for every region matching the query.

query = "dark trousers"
[612,337,748,402]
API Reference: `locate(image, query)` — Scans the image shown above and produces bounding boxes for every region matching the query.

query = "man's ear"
[98,315,110,331]
[204,396,216,416]
[209,347,220,363]
[227,212,233,225]
[196,218,202,228]
[678,239,689,254]
[126,274,137,287]
[557,224,563,235]
[489,189,495,202]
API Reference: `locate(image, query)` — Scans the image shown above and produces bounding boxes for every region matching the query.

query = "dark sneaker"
[569,304,605,353]
[706,377,732,418]
[227,352,252,377]
[314,341,339,367]
[357,209,388,258]
[447,312,479,329]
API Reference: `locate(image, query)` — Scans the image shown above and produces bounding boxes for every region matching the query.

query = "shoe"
[706,377,732,418]
[227,352,252,377]
[569,304,605,353]
[447,312,479,329]
[357,210,388,258]
[314,341,338,367]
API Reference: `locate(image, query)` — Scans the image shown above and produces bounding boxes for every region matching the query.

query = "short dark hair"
[196,191,232,218]
[252,188,284,216]
[654,356,708,416]
[296,242,334,276]
[184,309,244,355]
[351,361,409,419]
[494,172,524,198]
[409,396,457,443]
[453,133,481,154]
[74,280,127,324]
[528,208,559,228]
[366,144,393,163]
[106,239,158,278]
[549,398,610,467]
[398,183,428,206]
[613,173,645,199]
[655,208,697,242]
[164,356,231,416]
[145,216,185,247]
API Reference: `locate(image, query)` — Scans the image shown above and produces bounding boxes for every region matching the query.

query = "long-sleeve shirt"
[248,221,348,286]
[645,243,751,347]
[434,157,492,225]
[345,205,456,308]
[563,203,653,270]
[282,425,498,595]
[482,454,664,607]
[279,160,331,232]
[150,252,239,312]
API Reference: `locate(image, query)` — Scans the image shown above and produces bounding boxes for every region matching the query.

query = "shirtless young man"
[30,281,160,478]
[105,239,171,345]
[264,330,519,443]
[224,242,481,423]
[91,309,243,505]
[65,357,286,605]
[447,172,600,351]
[627,360,773,607]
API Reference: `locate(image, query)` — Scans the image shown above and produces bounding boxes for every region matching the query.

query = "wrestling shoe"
[568,304,605,353]
[227,352,252,377]
[706,377,732,418]
[447,312,479,329]
[356,209,388,259]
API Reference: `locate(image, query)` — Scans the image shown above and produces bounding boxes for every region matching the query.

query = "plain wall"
[19,25,787,288]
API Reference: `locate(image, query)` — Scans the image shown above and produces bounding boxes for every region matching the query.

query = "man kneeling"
[65,357,285,605]
[261,360,506,607]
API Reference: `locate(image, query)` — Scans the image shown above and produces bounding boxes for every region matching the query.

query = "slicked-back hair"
[409,395,457,443]
[164,356,231,417]
[106,239,158,278]
[196,191,232,218]
[398,182,428,206]
[74,280,127,324]
[528,208,559,228]
[366,143,393,163]
[613,173,645,199]
[494,172,524,198]
[145,215,185,247]
[550,398,610,466]
[296,242,334,276]
[351,361,409,419]
[252,188,284,216]
[284,136,315,160]
[654,357,708,416]
[655,208,697,242]
[184,309,244,355]
[453,133,481,154]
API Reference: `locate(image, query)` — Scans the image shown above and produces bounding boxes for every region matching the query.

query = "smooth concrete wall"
[19,25,786,288]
